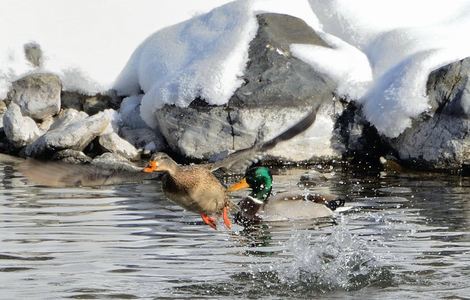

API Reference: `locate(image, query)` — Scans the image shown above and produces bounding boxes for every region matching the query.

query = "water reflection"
[0,162,469,299]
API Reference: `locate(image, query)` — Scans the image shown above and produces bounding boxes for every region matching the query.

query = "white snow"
[115,0,259,128]
[0,0,232,99]
[2,0,470,138]
[301,0,470,137]
[291,32,372,100]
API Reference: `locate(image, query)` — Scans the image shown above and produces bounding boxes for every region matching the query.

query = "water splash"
[274,217,393,292]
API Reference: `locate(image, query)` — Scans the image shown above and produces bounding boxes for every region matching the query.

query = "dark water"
[0,162,469,299]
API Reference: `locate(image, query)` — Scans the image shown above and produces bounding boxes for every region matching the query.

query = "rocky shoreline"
[0,13,468,174]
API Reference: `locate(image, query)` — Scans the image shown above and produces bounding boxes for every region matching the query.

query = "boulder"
[99,132,140,160]
[154,13,339,161]
[3,103,41,147]
[389,58,470,169]
[8,73,61,120]
[26,111,110,157]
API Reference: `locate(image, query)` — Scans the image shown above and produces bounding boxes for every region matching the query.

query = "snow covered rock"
[155,13,338,160]
[25,111,109,157]
[390,58,470,169]
[99,132,140,161]
[8,73,61,120]
[3,103,41,148]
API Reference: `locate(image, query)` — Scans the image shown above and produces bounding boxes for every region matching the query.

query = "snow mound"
[115,1,258,128]
[302,0,470,137]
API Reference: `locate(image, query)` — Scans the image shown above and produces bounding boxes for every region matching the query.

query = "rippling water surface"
[0,162,469,299]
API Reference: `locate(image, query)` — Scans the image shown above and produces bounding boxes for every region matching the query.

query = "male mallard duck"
[227,166,346,226]
[141,108,320,230]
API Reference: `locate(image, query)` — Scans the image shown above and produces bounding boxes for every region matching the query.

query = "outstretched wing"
[19,159,159,187]
[210,106,320,173]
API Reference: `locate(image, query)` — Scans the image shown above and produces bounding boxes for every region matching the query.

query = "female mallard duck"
[227,166,346,226]
[141,108,320,230]
[20,108,321,230]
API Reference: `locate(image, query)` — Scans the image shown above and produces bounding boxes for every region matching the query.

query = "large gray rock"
[26,111,110,157]
[3,103,42,147]
[8,73,61,120]
[154,13,339,161]
[99,132,140,161]
[389,58,470,169]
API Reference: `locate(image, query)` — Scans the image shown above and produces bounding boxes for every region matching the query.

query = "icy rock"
[155,14,338,161]
[25,111,109,157]
[390,58,470,169]
[8,73,61,120]
[3,103,41,147]
[99,132,140,161]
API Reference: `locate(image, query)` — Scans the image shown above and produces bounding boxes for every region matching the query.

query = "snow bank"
[0,0,231,99]
[300,0,470,137]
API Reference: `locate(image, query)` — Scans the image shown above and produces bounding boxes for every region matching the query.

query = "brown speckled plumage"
[161,165,228,214]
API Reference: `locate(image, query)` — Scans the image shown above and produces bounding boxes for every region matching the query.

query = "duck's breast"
[261,192,334,221]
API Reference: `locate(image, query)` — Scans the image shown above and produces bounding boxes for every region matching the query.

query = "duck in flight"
[141,107,320,229]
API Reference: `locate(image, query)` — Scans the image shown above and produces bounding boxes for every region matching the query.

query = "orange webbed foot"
[201,213,217,230]
[223,206,232,229]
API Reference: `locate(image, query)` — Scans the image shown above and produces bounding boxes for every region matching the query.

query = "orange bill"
[143,161,158,173]
[227,178,250,192]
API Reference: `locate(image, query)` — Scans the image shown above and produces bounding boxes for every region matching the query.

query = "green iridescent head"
[244,167,273,202]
